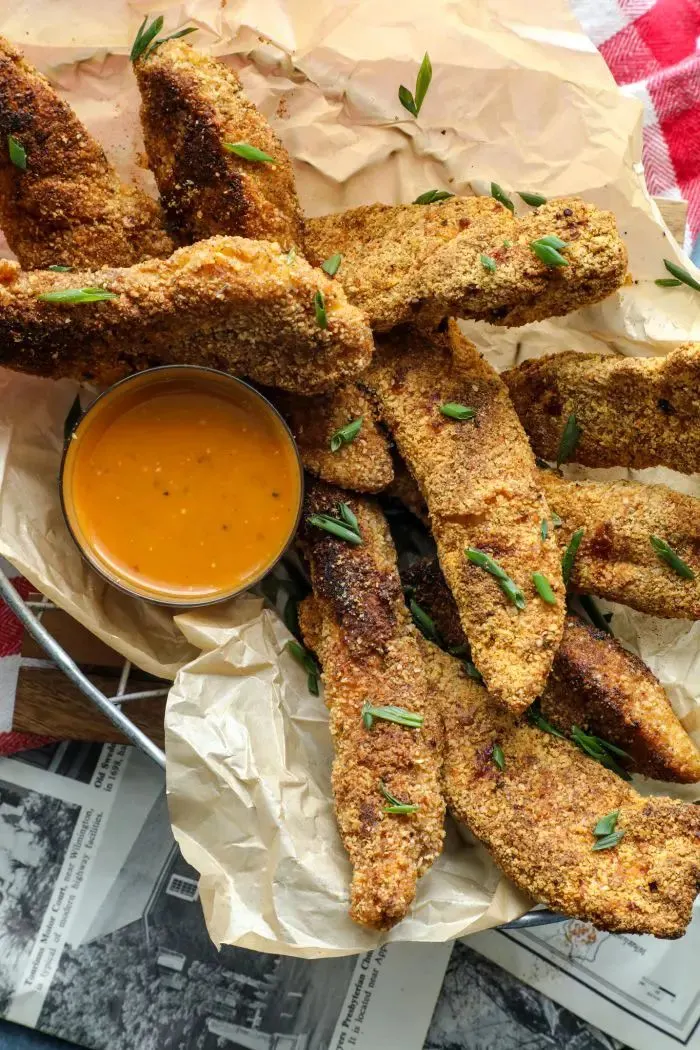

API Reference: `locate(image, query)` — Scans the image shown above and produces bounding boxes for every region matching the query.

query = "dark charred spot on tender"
[589,522,615,560]
[657,398,675,415]
[358,800,379,835]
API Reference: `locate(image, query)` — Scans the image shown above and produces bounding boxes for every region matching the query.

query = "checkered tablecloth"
[572,0,700,258]
[0,0,698,755]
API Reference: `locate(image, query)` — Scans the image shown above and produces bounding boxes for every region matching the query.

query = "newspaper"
[470,910,700,1050]
[0,741,451,1050]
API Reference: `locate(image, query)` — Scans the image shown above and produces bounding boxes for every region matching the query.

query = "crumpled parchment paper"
[1,0,699,957]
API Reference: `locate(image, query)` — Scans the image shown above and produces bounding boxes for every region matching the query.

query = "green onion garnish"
[465,548,525,609]
[379,780,419,815]
[399,52,432,117]
[662,259,700,292]
[532,572,556,605]
[37,287,118,304]
[330,417,363,453]
[307,502,362,545]
[531,237,568,267]
[491,183,514,213]
[492,744,505,771]
[557,412,581,466]
[649,535,696,579]
[480,254,497,272]
[440,403,476,421]
[562,527,584,584]
[223,141,275,163]
[518,191,547,207]
[286,639,321,696]
[321,253,343,277]
[413,189,454,205]
[314,289,328,329]
[8,134,26,170]
[362,704,424,730]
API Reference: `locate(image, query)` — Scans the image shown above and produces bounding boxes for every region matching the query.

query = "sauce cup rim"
[59,365,304,608]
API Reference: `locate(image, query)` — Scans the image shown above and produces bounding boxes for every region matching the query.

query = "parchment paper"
[2,0,700,956]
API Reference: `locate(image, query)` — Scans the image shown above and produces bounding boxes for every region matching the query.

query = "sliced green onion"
[330,417,363,453]
[321,253,342,277]
[592,831,625,852]
[37,287,118,304]
[663,259,700,292]
[223,141,275,163]
[8,134,26,170]
[492,744,505,771]
[379,780,419,815]
[491,183,514,213]
[562,527,585,585]
[518,191,547,207]
[440,403,476,421]
[480,254,497,272]
[465,548,525,610]
[532,572,556,605]
[531,237,568,267]
[362,703,424,730]
[649,535,695,579]
[593,809,619,838]
[314,289,328,329]
[413,189,454,205]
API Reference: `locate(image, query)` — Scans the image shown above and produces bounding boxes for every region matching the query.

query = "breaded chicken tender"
[404,556,700,783]
[0,36,174,269]
[0,237,373,393]
[504,344,700,474]
[541,616,700,783]
[424,642,700,938]
[298,482,444,930]
[541,471,700,620]
[272,385,393,493]
[363,322,566,713]
[135,39,304,251]
[305,196,627,331]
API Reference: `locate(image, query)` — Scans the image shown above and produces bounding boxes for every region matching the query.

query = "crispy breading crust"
[0,36,174,269]
[135,40,304,251]
[423,643,700,937]
[363,322,566,713]
[0,237,374,393]
[298,482,444,930]
[504,344,700,473]
[540,471,700,620]
[404,557,700,783]
[542,616,700,783]
[305,196,627,330]
[271,385,394,493]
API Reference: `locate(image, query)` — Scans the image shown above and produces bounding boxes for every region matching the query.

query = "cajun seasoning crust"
[541,616,700,784]
[0,36,174,270]
[504,344,700,474]
[424,643,700,938]
[299,483,444,930]
[135,39,304,251]
[363,321,566,714]
[305,196,627,331]
[272,385,394,494]
[540,471,700,620]
[0,237,374,393]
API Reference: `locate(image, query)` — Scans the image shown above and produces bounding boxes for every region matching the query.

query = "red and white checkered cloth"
[0,0,698,756]
[572,0,700,257]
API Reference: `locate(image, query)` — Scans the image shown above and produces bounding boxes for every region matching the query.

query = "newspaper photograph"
[0,741,451,1050]
[471,909,700,1050]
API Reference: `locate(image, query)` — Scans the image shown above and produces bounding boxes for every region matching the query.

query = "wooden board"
[9,196,689,748]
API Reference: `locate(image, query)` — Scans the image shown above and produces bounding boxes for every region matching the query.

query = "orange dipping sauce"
[61,367,302,605]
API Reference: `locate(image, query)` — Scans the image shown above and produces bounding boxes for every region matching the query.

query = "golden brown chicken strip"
[363,322,566,713]
[0,36,174,269]
[298,482,444,930]
[305,196,627,331]
[271,385,394,493]
[405,555,700,782]
[541,471,700,620]
[425,642,700,937]
[0,237,373,392]
[135,39,304,252]
[541,615,700,783]
[504,344,700,474]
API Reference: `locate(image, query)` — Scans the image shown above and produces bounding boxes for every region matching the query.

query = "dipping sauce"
[61,367,302,604]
